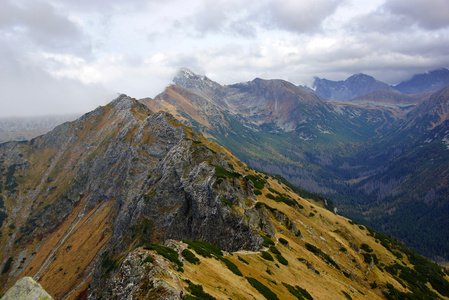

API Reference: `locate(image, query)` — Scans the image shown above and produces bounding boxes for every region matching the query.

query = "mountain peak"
[109,94,138,110]
[173,68,215,88]
[172,68,225,99]
[313,73,393,101]
[347,73,374,80]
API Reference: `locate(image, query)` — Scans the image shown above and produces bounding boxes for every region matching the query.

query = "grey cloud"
[228,21,256,38]
[358,0,449,33]
[185,0,258,38]
[0,0,90,55]
[384,0,449,30]
[192,1,227,34]
[260,0,341,33]
[0,53,111,117]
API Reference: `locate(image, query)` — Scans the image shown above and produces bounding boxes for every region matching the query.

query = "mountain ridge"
[395,68,449,94]
[1,94,449,299]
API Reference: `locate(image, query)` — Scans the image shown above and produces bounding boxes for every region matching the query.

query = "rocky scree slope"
[0,95,270,298]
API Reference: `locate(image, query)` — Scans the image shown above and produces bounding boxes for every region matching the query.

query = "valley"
[142,68,449,262]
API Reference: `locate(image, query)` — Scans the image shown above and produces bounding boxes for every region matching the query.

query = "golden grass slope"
[132,170,449,300]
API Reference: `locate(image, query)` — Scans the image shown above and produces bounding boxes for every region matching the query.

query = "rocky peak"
[110,94,138,110]
[172,68,226,102]
[173,68,221,91]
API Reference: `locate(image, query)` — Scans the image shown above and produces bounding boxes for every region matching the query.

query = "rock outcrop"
[2,276,52,300]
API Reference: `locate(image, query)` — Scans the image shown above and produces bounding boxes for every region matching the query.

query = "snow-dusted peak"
[173,68,223,93]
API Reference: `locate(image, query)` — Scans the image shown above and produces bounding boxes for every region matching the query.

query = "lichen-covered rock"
[90,248,182,300]
[2,276,52,300]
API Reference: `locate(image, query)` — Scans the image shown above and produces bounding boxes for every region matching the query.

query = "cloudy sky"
[1,0,448,117]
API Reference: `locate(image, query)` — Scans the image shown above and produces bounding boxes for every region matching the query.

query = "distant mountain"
[395,68,449,94]
[312,73,394,101]
[2,94,448,300]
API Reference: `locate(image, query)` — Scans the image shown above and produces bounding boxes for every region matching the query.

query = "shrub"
[361,252,372,264]
[261,235,275,247]
[279,238,288,246]
[261,251,274,261]
[1,257,13,274]
[276,254,288,266]
[212,164,240,179]
[142,256,154,264]
[246,277,279,300]
[360,244,373,253]
[254,189,263,195]
[245,175,266,189]
[183,240,223,258]
[184,279,216,300]
[305,243,340,270]
[266,193,275,200]
[182,249,200,265]
[220,198,232,207]
[269,246,281,255]
[144,244,183,268]
[220,257,242,276]
[238,256,249,264]
[282,282,313,300]
[342,291,352,300]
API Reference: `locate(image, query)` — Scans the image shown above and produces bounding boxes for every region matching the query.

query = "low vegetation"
[183,240,223,258]
[184,279,216,300]
[144,244,183,269]
[261,251,274,261]
[282,282,313,300]
[245,174,266,189]
[246,277,279,300]
[181,249,200,265]
[305,243,340,270]
[183,240,242,276]
[212,164,241,179]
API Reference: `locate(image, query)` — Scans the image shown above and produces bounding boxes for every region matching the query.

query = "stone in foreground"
[2,277,53,300]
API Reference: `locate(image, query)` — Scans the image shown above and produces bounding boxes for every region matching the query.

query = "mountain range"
[1,67,449,299]
[313,68,449,101]
[1,95,449,299]
[142,68,449,262]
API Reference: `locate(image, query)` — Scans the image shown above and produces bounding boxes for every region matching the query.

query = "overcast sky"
[1,0,449,117]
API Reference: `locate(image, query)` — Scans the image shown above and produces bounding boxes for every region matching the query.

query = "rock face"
[2,276,52,300]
